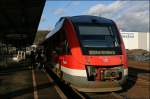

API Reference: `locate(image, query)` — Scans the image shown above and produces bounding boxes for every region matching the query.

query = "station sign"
[121,33,134,38]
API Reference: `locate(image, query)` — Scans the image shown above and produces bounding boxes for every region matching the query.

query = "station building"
[120,32,150,51]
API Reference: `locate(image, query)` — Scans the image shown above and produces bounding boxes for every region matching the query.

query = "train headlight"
[86,65,96,81]
[111,72,116,77]
[123,68,128,76]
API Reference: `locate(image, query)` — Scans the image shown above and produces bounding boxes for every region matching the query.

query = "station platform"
[0,61,65,99]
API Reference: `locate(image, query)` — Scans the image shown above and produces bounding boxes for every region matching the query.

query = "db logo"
[103,57,109,62]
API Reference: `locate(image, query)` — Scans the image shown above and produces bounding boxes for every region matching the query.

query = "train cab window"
[60,31,71,55]
[78,25,119,48]
[62,40,70,55]
[74,24,122,55]
[54,29,71,55]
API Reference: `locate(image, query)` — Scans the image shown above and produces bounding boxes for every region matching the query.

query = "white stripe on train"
[61,66,87,77]
[56,65,128,77]
[56,64,87,77]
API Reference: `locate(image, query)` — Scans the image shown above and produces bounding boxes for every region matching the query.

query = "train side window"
[59,30,71,55]
[50,28,71,55]
[64,30,71,55]
[62,40,70,55]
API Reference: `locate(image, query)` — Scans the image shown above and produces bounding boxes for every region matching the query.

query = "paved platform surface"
[0,62,62,99]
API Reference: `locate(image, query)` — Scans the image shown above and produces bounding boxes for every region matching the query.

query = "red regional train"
[41,15,128,92]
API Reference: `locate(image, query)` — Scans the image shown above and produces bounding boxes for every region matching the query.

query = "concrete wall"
[121,32,139,50]
[121,32,150,51]
[147,32,150,51]
[138,32,147,50]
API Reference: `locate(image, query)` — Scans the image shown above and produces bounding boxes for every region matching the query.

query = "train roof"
[45,15,114,40]
[68,15,113,24]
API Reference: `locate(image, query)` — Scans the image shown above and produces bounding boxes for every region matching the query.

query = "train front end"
[64,16,128,92]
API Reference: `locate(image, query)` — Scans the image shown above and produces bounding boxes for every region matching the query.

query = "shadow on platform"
[0,82,54,98]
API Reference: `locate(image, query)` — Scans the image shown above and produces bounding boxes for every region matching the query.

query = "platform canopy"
[0,0,46,47]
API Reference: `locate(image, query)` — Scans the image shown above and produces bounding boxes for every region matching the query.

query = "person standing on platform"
[35,49,47,70]
[30,50,35,69]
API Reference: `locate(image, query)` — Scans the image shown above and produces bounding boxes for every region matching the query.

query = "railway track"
[44,64,150,99]
[80,92,126,99]
[45,66,86,99]
[126,66,150,89]
[128,74,149,81]
[127,74,150,88]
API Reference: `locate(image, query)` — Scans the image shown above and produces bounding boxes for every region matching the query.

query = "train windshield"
[78,25,119,48]
[75,24,121,55]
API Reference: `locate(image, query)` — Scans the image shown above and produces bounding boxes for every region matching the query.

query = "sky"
[38,1,149,32]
